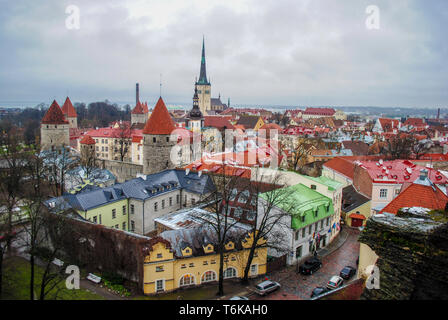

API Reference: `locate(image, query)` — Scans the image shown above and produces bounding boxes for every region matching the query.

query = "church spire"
[197,36,209,85]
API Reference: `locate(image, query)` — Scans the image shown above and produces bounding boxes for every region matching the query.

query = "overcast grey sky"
[0,0,447,108]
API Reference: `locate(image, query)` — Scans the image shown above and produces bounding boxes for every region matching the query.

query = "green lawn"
[1,256,104,300]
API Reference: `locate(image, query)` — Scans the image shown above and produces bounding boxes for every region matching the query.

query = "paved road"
[252,227,360,300]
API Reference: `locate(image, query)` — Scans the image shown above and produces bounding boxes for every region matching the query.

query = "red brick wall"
[353,165,373,198]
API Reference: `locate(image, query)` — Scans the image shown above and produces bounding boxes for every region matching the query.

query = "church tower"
[196,37,211,116]
[61,97,77,129]
[142,97,176,175]
[187,85,204,133]
[40,100,70,151]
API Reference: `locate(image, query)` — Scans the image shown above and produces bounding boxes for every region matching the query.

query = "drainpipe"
[142,200,145,235]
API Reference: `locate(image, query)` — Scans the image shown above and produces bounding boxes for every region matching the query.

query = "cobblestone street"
[252,227,360,300]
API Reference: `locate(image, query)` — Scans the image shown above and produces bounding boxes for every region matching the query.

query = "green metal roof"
[301,174,343,191]
[260,183,334,230]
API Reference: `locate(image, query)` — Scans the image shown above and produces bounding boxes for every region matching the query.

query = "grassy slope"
[2,256,104,300]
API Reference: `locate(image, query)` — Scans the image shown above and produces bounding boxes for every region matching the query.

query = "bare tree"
[42,146,79,197]
[0,126,29,298]
[287,138,323,171]
[385,134,418,160]
[113,121,131,162]
[193,164,251,296]
[240,169,295,283]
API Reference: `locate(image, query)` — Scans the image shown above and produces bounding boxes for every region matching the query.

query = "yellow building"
[358,243,378,279]
[341,185,371,227]
[143,232,267,295]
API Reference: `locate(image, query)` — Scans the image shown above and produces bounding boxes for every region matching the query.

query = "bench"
[52,258,64,267]
[87,273,102,284]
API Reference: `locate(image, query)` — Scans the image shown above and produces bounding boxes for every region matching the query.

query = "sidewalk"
[316,227,349,258]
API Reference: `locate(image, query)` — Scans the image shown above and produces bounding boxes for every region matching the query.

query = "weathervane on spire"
[160,73,162,97]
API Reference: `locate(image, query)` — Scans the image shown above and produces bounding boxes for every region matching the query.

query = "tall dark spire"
[189,85,203,119]
[197,36,210,85]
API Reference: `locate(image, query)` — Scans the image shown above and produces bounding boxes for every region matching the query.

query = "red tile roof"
[203,116,235,130]
[303,107,335,116]
[61,97,77,118]
[80,135,96,145]
[41,100,69,125]
[260,123,282,131]
[143,102,149,113]
[131,101,145,114]
[142,97,175,135]
[349,213,366,220]
[323,157,356,180]
[378,118,400,132]
[358,160,448,184]
[404,118,425,127]
[380,183,448,215]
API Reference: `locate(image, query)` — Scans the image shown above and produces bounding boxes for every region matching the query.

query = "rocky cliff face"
[359,207,448,300]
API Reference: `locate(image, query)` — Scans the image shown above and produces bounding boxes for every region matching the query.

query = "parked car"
[229,296,249,300]
[326,276,344,290]
[340,266,356,280]
[298,257,322,275]
[310,287,329,298]
[254,280,281,296]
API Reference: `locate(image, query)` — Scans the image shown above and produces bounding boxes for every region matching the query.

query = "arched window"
[201,270,217,283]
[179,274,195,286]
[223,267,237,279]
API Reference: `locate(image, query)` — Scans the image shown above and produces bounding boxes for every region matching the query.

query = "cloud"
[0,0,446,108]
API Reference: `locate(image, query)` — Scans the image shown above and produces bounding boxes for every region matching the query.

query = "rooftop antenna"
[160,74,162,97]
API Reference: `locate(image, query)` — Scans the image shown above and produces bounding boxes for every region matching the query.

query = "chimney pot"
[420,169,428,180]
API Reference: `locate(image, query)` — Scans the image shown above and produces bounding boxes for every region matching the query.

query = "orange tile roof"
[80,135,96,145]
[260,123,282,131]
[143,102,149,113]
[41,100,69,125]
[131,101,145,114]
[349,213,366,220]
[61,97,77,118]
[142,97,175,135]
[323,157,355,180]
[380,183,448,215]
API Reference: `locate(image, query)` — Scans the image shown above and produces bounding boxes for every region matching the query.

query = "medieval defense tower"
[61,96,77,129]
[40,100,70,151]
[142,97,176,175]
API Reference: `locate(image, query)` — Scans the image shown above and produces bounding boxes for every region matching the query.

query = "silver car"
[229,296,249,300]
[326,276,344,290]
[254,280,281,296]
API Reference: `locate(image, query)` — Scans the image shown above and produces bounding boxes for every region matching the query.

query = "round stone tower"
[142,97,176,175]
[40,100,70,151]
[79,134,96,164]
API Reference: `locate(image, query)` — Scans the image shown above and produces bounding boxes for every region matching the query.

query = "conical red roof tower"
[62,97,77,118]
[42,100,69,124]
[142,97,175,135]
[131,100,145,114]
[143,102,149,113]
[80,135,96,145]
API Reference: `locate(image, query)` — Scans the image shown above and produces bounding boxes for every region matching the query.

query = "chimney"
[419,169,428,181]
[438,108,440,120]
[136,83,140,104]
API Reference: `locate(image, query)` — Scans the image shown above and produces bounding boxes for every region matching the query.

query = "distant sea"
[0,100,442,118]
[0,100,293,112]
